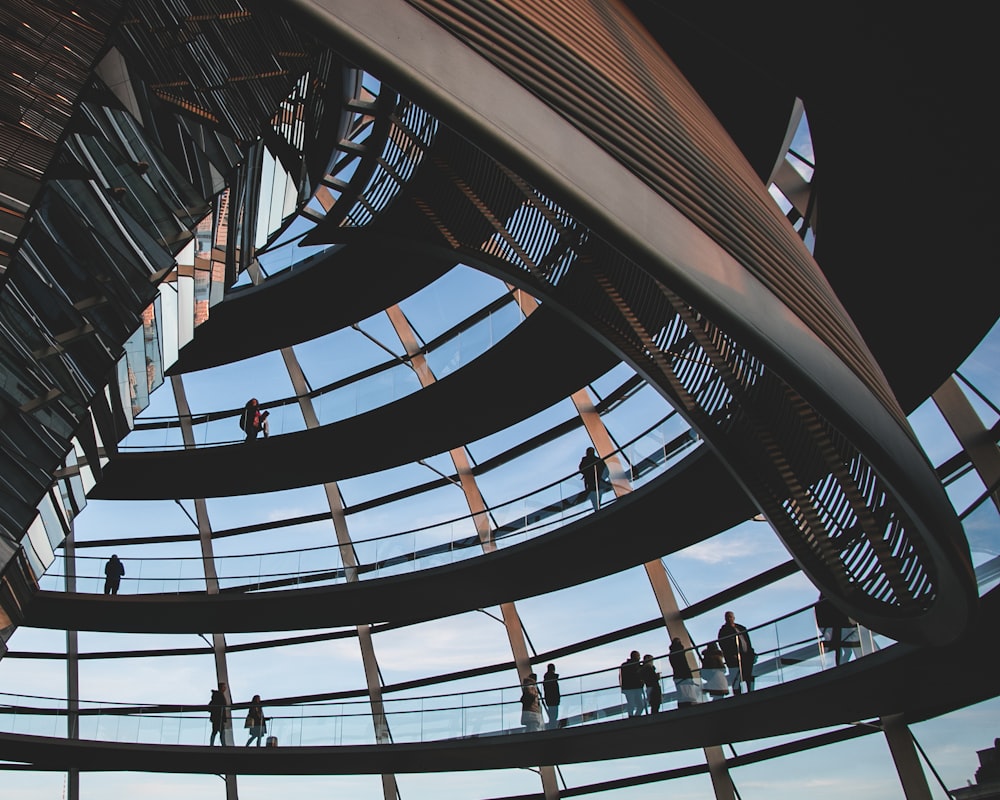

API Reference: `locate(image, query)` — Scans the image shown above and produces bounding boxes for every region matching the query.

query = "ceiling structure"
[1,2,998,800]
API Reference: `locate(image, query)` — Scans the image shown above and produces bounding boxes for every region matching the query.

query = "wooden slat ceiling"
[0,0,122,272]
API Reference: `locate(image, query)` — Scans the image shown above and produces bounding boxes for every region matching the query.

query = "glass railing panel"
[142,712,179,746]
[270,707,302,747]
[544,676,579,727]
[417,705,462,742]
[297,547,344,588]
[357,365,421,416]
[0,607,915,746]
[283,705,333,747]
[133,711,167,745]
[760,615,822,689]
[0,707,19,736]
[76,710,98,742]
[466,690,509,738]
[134,557,207,594]
[195,412,253,446]
[424,304,522,380]
[36,556,67,592]
[964,492,1000,591]
[297,707,342,747]
[49,422,697,594]
[1,705,54,738]
[118,303,535,449]
[252,549,308,590]
[340,708,377,746]
[119,422,186,450]
[216,553,266,590]
[314,385,362,427]
[372,528,415,578]
[351,533,383,574]
[579,684,625,725]
[416,519,475,571]
[379,696,422,742]
[492,480,575,549]
[177,713,206,746]
[308,364,422,427]
[91,709,128,743]
[622,418,694,487]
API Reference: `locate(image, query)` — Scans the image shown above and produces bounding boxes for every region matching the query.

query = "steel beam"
[171,376,239,800]
[280,346,400,800]
[934,376,1000,513]
[882,714,933,800]
[385,302,559,799]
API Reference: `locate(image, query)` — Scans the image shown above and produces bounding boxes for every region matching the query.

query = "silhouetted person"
[670,637,700,707]
[579,447,609,511]
[668,637,692,679]
[240,398,269,442]
[103,554,125,595]
[700,642,729,699]
[208,682,230,745]
[640,654,662,713]
[244,694,266,746]
[519,674,543,732]
[542,663,561,729]
[619,650,644,717]
[718,610,755,694]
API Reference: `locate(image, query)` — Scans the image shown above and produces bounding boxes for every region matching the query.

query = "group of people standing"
[521,611,757,732]
[519,664,562,732]
[618,650,664,716]
[692,610,756,700]
[208,683,269,746]
[620,610,757,716]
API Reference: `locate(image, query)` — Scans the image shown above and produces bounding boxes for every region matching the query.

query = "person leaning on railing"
[640,654,662,713]
[700,642,729,699]
[717,610,755,693]
[103,554,125,595]
[519,674,543,732]
[619,650,645,717]
[669,637,701,707]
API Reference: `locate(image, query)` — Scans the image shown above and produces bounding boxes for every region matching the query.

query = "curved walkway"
[165,242,454,375]
[26,449,752,632]
[3,588,996,772]
[91,303,619,499]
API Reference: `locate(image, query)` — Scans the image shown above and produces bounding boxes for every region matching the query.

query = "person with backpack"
[239,397,269,442]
